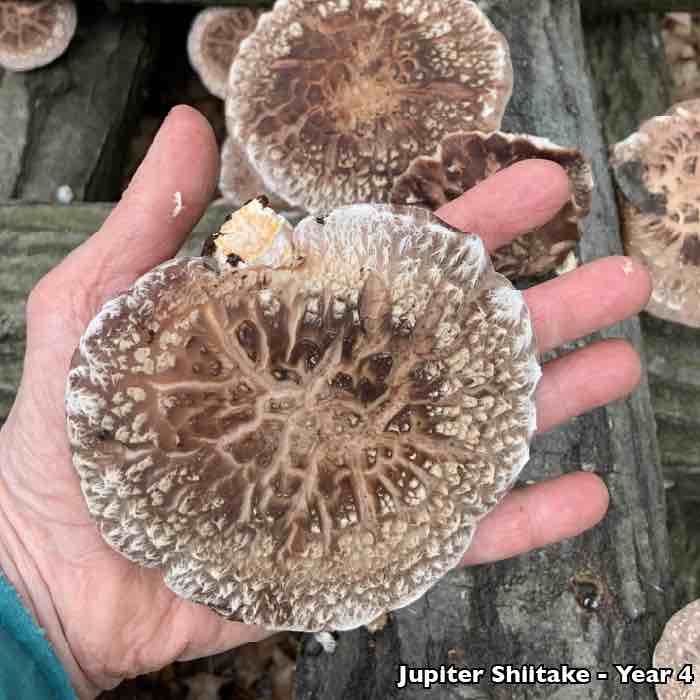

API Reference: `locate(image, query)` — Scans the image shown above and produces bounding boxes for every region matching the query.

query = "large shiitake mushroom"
[66,200,540,631]
[225,0,513,213]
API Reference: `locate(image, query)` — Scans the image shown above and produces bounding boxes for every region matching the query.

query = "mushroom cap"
[219,137,292,211]
[66,201,540,632]
[391,131,594,279]
[226,0,512,214]
[611,99,700,327]
[187,7,261,100]
[653,598,700,699]
[0,0,77,72]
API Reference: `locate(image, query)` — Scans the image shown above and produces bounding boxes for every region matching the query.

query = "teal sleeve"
[0,574,77,700]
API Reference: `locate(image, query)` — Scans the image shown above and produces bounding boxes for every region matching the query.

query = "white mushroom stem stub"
[66,201,540,632]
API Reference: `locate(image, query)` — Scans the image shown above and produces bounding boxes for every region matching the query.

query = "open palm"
[0,107,650,698]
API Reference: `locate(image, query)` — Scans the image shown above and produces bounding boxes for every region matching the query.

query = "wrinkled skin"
[0,107,651,698]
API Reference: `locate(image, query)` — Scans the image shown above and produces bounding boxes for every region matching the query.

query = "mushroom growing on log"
[66,199,540,631]
[225,0,513,213]
[187,6,262,100]
[219,136,291,210]
[391,131,594,279]
[610,99,700,328]
[0,0,77,72]
[653,598,700,699]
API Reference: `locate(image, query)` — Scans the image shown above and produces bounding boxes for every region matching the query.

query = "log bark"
[0,203,222,424]
[0,203,305,426]
[292,2,672,698]
[583,0,700,15]
[118,0,271,5]
[0,6,151,202]
[118,0,700,12]
[586,10,700,602]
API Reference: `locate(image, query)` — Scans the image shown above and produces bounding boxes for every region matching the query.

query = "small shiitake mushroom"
[653,599,700,700]
[187,7,262,100]
[0,0,77,72]
[611,99,700,328]
[66,200,540,631]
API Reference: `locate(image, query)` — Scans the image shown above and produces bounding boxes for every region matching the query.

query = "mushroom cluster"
[66,199,541,631]
[0,0,77,72]
[193,0,593,279]
[611,99,700,328]
[391,131,594,278]
[654,598,700,699]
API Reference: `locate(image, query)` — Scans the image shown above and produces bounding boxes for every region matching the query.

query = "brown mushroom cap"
[219,137,292,211]
[0,0,77,72]
[391,131,594,279]
[187,7,261,100]
[653,598,700,699]
[226,0,512,213]
[611,99,700,327]
[66,201,540,632]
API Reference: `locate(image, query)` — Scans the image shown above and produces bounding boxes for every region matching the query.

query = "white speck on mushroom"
[622,259,635,276]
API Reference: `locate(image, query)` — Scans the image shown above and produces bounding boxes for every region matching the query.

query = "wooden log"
[585,0,699,618]
[0,5,151,202]
[0,202,305,426]
[119,0,271,5]
[583,0,700,14]
[586,8,700,579]
[293,2,672,698]
[119,0,700,12]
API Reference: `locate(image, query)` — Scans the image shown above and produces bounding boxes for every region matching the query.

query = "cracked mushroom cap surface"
[611,99,700,327]
[219,137,292,211]
[187,7,261,100]
[66,201,540,632]
[226,0,512,213]
[0,0,77,72]
[653,599,700,699]
[392,131,594,279]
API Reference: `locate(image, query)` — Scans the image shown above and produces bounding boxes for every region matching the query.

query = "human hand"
[0,106,650,698]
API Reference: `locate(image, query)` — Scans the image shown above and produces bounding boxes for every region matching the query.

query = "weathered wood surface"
[294,2,671,698]
[0,5,151,202]
[121,0,700,13]
[0,203,228,424]
[585,0,699,613]
[120,0,271,5]
[0,202,308,426]
[583,0,700,14]
[586,9,700,513]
